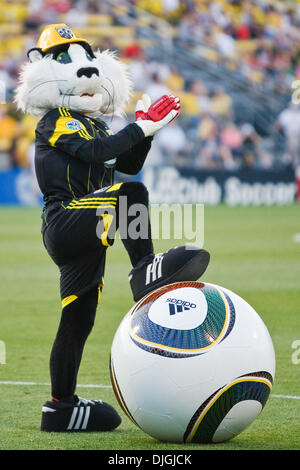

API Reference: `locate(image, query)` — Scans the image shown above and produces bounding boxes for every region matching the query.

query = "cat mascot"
[15,24,210,432]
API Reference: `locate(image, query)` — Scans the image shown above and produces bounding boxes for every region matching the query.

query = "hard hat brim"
[41,37,89,53]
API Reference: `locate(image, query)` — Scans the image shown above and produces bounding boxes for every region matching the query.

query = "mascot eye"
[85,51,93,62]
[56,52,72,64]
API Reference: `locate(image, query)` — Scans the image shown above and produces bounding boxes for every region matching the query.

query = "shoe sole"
[134,249,210,302]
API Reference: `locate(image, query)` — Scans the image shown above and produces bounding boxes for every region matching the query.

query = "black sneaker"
[41,395,121,432]
[129,245,210,302]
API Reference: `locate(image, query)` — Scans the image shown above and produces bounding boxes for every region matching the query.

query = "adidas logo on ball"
[166,298,196,315]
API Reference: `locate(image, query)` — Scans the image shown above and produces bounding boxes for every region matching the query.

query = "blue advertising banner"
[143,166,297,206]
[0,168,42,206]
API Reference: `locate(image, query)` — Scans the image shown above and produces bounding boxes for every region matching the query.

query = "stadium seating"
[0,0,297,172]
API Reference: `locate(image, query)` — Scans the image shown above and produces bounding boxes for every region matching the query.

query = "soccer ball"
[110,281,275,443]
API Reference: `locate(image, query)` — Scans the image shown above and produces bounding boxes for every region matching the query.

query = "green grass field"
[0,204,299,451]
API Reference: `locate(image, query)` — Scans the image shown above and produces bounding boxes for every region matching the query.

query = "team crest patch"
[65,120,83,131]
[56,27,74,39]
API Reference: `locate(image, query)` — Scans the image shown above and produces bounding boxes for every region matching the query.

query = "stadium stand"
[0,0,299,173]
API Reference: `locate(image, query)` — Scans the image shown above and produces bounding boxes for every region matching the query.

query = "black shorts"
[42,183,124,307]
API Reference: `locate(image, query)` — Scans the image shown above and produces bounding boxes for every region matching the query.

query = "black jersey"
[35,107,152,205]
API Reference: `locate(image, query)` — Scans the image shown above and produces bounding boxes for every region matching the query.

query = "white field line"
[0,380,111,389]
[0,381,299,400]
[271,394,300,400]
[293,233,300,243]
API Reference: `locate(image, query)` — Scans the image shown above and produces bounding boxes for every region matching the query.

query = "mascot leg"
[117,182,210,302]
[118,181,154,267]
[41,286,121,432]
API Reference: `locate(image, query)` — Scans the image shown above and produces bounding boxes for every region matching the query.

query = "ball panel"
[212,400,262,443]
[148,287,208,330]
[129,282,236,356]
[184,374,272,443]
[133,409,184,443]
[211,284,276,384]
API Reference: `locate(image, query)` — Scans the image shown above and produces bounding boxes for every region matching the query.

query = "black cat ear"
[27,48,43,63]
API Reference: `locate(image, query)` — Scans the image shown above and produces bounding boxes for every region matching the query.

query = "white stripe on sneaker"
[67,407,78,430]
[74,407,84,430]
[145,254,164,285]
[81,406,90,430]
[42,406,56,413]
[67,405,92,431]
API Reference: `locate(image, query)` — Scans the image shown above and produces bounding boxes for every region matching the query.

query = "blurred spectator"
[220,122,242,152]
[276,102,300,168]
[124,45,152,92]
[178,11,205,45]
[0,108,20,168]
[64,4,88,26]
[145,72,171,102]
[165,66,184,93]
[211,87,233,118]
[214,26,236,58]
[155,118,187,167]
[190,80,211,114]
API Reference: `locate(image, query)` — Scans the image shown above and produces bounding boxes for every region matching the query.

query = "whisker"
[104,76,115,122]
[100,84,113,115]
[62,85,76,108]
[28,79,68,95]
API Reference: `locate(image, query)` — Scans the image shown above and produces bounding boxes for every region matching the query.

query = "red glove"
[147,94,181,122]
[136,94,181,122]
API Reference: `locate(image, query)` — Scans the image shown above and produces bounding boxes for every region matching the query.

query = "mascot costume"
[15,24,210,432]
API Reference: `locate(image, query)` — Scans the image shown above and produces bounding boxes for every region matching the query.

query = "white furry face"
[51,43,101,97]
[15,43,132,117]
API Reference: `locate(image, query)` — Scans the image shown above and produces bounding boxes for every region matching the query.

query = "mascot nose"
[77,67,99,78]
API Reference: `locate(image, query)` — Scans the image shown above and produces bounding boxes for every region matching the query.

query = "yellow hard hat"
[37,24,88,52]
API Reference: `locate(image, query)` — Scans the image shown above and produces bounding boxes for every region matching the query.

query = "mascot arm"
[116,136,153,175]
[40,110,146,164]
[74,123,146,164]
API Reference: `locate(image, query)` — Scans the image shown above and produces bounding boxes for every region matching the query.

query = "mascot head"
[15,24,132,117]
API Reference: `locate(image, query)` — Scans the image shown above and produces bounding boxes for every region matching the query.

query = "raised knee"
[120,182,149,200]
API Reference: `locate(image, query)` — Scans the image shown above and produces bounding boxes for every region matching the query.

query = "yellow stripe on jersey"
[66,206,116,210]
[98,277,104,300]
[100,213,114,246]
[66,202,117,210]
[72,197,117,202]
[67,201,117,207]
[66,198,117,209]
[49,111,93,147]
[79,130,93,141]
[105,182,123,193]
[61,294,78,308]
[87,164,91,193]
[59,107,71,117]
[67,197,117,203]
[66,205,116,210]
[67,164,76,198]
